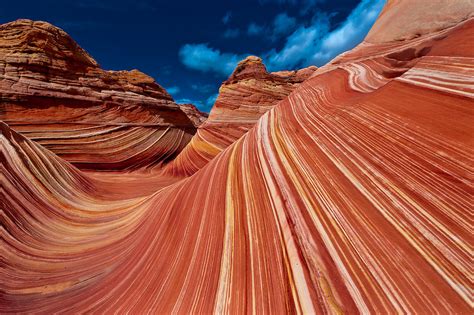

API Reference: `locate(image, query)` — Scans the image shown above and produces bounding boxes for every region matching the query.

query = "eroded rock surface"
[0,19,196,170]
[163,56,317,176]
[178,103,208,127]
[2,1,473,313]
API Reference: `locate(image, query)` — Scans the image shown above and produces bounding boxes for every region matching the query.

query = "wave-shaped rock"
[2,1,473,313]
[163,56,317,176]
[0,19,196,170]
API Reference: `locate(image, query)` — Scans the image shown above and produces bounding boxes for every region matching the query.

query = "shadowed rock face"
[178,103,208,127]
[163,56,317,176]
[2,1,473,313]
[0,19,196,170]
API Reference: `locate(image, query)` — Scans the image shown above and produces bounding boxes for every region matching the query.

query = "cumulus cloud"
[180,0,384,75]
[175,98,203,109]
[247,22,265,36]
[223,28,240,38]
[247,13,297,40]
[164,86,180,96]
[206,94,218,108]
[179,43,248,77]
[265,13,330,69]
[273,13,297,37]
[266,0,385,70]
[311,0,385,65]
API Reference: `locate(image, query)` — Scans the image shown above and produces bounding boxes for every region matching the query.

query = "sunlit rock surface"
[163,56,317,176]
[1,1,473,313]
[0,19,196,170]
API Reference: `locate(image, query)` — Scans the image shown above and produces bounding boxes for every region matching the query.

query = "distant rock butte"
[0,19,197,170]
[163,56,317,176]
[2,0,473,313]
[208,56,317,121]
[178,103,209,127]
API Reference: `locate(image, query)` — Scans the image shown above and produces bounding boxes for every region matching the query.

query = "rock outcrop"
[0,19,196,170]
[163,56,317,176]
[2,1,473,313]
[178,103,208,127]
[207,56,316,121]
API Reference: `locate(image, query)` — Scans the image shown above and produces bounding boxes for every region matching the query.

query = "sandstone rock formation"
[163,56,317,176]
[0,19,196,170]
[178,103,208,127]
[2,1,473,313]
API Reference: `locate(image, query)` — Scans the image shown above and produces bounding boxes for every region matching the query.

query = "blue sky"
[1,0,385,112]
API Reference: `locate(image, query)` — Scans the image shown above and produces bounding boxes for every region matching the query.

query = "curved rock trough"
[1,1,473,313]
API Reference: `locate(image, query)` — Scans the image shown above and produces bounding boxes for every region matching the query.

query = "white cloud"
[175,98,204,109]
[273,13,297,37]
[165,86,180,95]
[175,98,194,104]
[179,43,248,77]
[266,0,385,70]
[265,13,330,69]
[180,0,385,75]
[310,0,385,65]
[247,13,297,40]
[206,94,218,107]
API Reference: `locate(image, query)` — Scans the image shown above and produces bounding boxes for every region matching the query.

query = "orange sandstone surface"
[177,103,209,127]
[163,56,317,176]
[0,19,200,170]
[1,1,473,313]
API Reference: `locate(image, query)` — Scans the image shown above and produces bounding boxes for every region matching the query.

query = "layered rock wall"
[163,56,317,176]
[2,1,473,313]
[0,19,197,170]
